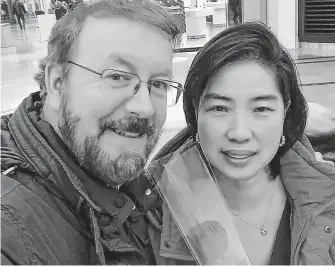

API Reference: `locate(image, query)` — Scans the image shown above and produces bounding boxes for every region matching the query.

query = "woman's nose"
[226,113,252,143]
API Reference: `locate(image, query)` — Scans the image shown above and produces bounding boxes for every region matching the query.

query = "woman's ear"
[193,99,199,121]
[44,63,65,112]
[285,99,291,115]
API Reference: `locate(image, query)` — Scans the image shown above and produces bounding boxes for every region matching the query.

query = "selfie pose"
[148,22,335,265]
[1,0,183,264]
[1,0,334,264]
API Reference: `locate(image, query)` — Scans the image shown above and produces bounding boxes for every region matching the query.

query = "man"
[1,1,9,19]
[1,0,183,264]
[12,0,26,30]
[228,0,240,25]
[53,0,68,20]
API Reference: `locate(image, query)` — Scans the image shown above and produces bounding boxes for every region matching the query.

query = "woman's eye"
[254,107,273,113]
[209,106,229,112]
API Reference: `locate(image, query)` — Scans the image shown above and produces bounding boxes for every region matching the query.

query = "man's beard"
[58,100,160,186]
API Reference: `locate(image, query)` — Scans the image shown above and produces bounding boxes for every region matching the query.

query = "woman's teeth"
[223,153,255,159]
[227,154,249,159]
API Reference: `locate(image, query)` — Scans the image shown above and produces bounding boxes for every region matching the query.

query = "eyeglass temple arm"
[68,60,102,76]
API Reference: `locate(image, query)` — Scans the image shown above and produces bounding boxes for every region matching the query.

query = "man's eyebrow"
[151,69,173,79]
[203,93,232,102]
[105,54,173,78]
[105,54,136,72]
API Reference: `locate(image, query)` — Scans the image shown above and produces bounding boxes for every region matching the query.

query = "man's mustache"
[100,116,155,137]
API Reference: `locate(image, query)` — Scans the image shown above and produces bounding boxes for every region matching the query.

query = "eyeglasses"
[68,60,184,107]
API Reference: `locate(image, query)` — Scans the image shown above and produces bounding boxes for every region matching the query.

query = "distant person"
[53,0,67,20]
[229,0,240,24]
[1,1,9,19]
[12,0,26,30]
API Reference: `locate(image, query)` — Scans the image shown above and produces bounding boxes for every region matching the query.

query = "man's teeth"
[113,129,141,138]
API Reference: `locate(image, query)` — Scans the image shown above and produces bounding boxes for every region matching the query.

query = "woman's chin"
[213,164,263,183]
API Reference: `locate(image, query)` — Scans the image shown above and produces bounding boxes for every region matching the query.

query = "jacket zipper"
[146,210,162,231]
[293,198,335,264]
[2,166,18,176]
[160,251,195,262]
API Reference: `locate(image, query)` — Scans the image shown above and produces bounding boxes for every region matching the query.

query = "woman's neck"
[216,169,276,214]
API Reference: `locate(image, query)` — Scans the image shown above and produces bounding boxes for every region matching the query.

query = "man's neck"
[41,106,63,137]
[216,169,276,214]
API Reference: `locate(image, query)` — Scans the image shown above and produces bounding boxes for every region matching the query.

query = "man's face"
[58,17,173,185]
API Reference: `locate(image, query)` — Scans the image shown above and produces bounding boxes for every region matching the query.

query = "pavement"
[1,21,335,154]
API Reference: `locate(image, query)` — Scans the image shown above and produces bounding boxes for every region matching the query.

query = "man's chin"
[101,151,147,186]
[87,132,160,186]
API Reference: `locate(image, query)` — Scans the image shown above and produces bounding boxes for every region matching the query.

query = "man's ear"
[45,62,65,111]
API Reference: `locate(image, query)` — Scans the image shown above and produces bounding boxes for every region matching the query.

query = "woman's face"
[197,61,285,182]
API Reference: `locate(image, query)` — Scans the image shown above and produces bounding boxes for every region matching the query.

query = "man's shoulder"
[1,173,44,264]
[1,113,16,148]
[1,173,89,264]
[1,173,48,228]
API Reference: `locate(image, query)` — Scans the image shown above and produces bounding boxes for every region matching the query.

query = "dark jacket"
[146,127,335,265]
[1,93,162,265]
[12,1,25,15]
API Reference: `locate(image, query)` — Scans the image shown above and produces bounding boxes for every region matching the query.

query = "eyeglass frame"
[67,60,184,106]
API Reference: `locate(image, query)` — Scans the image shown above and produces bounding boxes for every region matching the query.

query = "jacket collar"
[149,128,335,263]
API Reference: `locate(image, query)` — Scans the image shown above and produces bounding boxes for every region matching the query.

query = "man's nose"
[226,113,252,143]
[125,81,154,118]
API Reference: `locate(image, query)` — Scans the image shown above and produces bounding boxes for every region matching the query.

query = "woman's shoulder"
[280,135,335,211]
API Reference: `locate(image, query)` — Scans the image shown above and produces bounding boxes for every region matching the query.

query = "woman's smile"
[221,149,257,166]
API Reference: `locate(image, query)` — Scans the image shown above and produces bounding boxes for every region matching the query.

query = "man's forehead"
[73,16,173,73]
[76,16,173,50]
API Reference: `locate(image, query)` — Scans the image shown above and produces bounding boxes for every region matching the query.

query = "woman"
[146,22,335,265]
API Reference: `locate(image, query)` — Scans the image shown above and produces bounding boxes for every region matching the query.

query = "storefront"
[242,0,335,45]
[159,0,242,39]
[21,0,45,13]
[162,0,334,52]
[298,0,335,43]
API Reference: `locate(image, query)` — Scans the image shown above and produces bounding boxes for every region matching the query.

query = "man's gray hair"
[34,0,183,104]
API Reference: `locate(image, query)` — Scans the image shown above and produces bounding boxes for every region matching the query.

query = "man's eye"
[151,80,169,90]
[109,74,128,81]
[254,107,273,113]
[102,70,133,88]
[209,106,229,112]
[103,70,132,81]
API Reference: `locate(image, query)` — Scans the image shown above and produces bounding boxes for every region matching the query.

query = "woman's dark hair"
[183,22,308,178]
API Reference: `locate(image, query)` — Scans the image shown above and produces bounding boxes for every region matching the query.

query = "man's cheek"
[75,119,100,141]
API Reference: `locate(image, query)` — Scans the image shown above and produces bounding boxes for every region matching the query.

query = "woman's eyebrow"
[203,93,232,102]
[252,95,278,102]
